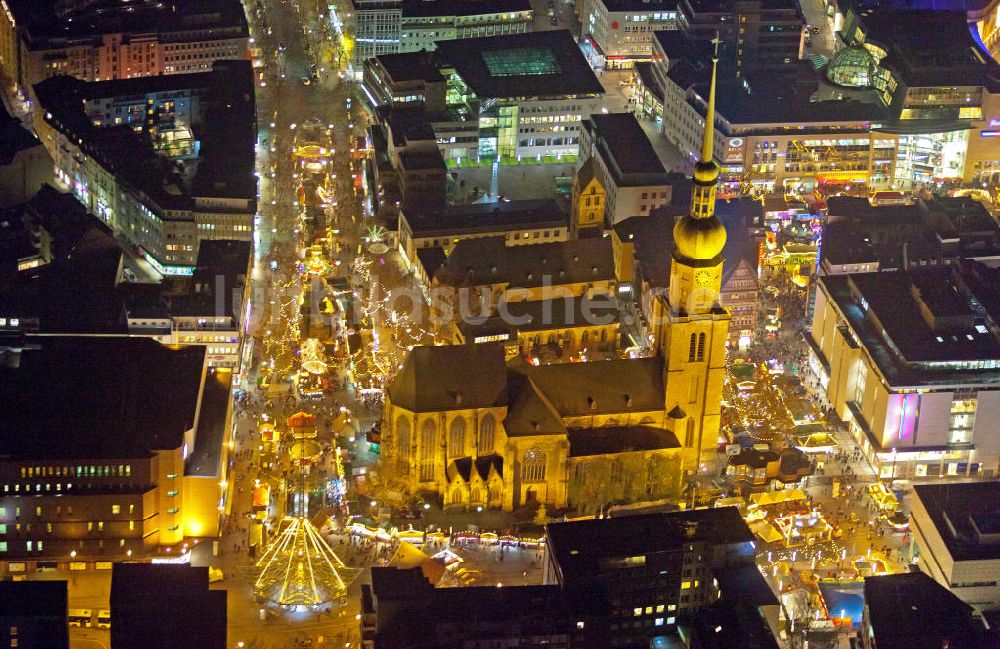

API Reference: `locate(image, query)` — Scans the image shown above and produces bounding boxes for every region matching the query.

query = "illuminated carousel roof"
[254,517,357,607]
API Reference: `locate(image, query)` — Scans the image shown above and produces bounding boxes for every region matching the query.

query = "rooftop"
[373,51,445,84]
[863,572,985,649]
[0,337,205,458]
[599,0,677,11]
[913,482,1000,561]
[401,0,531,17]
[823,195,1000,269]
[0,580,67,618]
[584,113,669,187]
[457,297,619,340]
[404,198,566,237]
[111,563,226,649]
[33,60,256,212]
[435,30,604,99]
[819,263,1000,387]
[546,508,754,586]
[388,344,672,438]
[185,367,232,477]
[7,0,247,43]
[370,567,569,644]
[567,425,679,457]
[0,99,43,166]
[856,8,1000,91]
[388,343,509,412]
[435,236,614,288]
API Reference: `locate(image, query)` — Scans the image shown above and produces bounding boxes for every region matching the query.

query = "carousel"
[253,515,355,607]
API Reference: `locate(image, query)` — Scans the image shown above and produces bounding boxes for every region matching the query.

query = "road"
[799,0,838,59]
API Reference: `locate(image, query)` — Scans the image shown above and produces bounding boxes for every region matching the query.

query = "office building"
[577,112,674,226]
[369,113,448,215]
[647,5,1000,190]
[910,482,1000,609]
[124,239,254,369]
[0,185,253,370]
[32,60,256,276]
[579,0,681,70]
[362,509,779,648]
[350,0,533,70]
[364,30,606,162]
[678,0,803,74]
[400,0,533,53]
[111,563,226,649]
[0,336,233,568]
[808,262,1000,479]
[362,567,571,648]
[544,509,779,647]
[821,195,1000,275]
[859,572,991,649]
[351,0,404,65]
[0,581,68,649]
[0,0,248,98]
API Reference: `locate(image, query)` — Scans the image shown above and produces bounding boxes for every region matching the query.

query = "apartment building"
[32,60,256,275]
[0,0,248,97]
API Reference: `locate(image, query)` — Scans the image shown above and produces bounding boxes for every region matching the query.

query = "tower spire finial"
[700,34,720,164]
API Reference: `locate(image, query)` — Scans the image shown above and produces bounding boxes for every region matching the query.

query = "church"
[380,48,731,512]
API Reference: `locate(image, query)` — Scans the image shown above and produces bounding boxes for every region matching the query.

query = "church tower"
[660,37,731,471]
[669,38,726,314]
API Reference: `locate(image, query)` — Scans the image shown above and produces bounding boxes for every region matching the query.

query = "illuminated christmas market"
[3,0,1000,646]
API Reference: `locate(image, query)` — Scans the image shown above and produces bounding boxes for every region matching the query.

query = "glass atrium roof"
[482,48,561,77]
[826,45,878,89]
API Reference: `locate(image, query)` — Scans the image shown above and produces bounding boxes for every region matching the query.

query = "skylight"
[482,48,561,77]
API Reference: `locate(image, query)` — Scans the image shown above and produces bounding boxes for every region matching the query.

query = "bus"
[68,609,93,628]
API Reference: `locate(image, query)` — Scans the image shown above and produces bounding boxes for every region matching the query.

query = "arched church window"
[521,448,546,482]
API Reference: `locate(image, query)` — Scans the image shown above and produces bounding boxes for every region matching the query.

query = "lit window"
[655,618,664,626]
[681,581,692,589]
[112,505,121,515]
[633,608,642,616]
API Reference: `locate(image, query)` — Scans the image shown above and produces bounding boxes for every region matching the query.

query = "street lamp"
[70,550,77,558]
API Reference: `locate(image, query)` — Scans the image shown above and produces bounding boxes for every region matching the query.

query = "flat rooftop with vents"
[816,261,1000,387]
[434,30,605,99]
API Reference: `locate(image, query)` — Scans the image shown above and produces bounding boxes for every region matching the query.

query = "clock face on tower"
[695,270,713,286]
